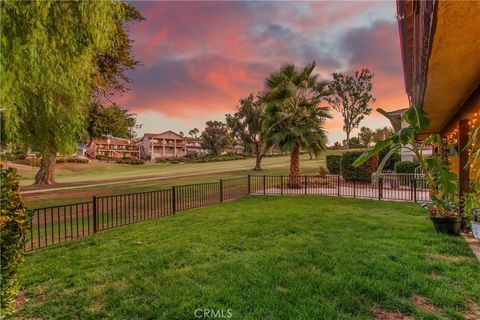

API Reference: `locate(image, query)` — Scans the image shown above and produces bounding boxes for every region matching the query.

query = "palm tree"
[263,61,331,187]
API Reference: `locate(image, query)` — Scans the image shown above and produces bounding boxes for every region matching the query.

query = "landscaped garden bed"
[17,196,480,319]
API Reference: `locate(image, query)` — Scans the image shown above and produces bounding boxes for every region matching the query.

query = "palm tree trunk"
[34,149,56,185]
[288,144,301,188]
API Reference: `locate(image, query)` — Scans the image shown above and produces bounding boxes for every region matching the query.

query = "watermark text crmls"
[194,308,233,318]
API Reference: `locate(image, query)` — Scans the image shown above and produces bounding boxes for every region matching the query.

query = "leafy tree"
[226,94,267,171]
[86,103,139,143]
[188,128,200,139]
[263,61,331,187]
[179,131,185,137]
[372,127,394,143]
[359,126,373,147]
[343,137,360,148]
[201,121,231,155]
[326,69,375,149]
[0,1,142,184]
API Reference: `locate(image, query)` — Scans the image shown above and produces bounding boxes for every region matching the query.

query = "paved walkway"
[463,234,480,261]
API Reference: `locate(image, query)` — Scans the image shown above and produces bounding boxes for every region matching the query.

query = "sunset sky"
[116,0,408,143]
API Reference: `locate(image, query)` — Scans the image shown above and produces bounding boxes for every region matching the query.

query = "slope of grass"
[18,196,480,319]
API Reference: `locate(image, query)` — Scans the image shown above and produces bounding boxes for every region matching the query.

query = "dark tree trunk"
[345,130,350,150]
[34,150,56,185]
[253,154,263,171]
[288,144,301,188]
[308,152,313,160]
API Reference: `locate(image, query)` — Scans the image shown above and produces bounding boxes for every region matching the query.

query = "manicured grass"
[18,196,480,319]
[22,154,325,208]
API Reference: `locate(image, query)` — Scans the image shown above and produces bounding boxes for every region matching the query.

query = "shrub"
[115,158,144,165]
[1,167,30,316]
[96,155,115,161]
[379,149,400,171]
[56,157,89,164]
[394,161,419,174]
[326,155,341,175]
[341,151,378,181]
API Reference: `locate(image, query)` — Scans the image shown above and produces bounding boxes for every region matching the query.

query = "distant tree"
[226,94,267,170]
[359,126,373,147]
[179,131,184,137]
[326,69,375,150]
[0,1,137,184]
[86,104,139,143]
[188,128,200,139]
[372,127,394,143]
[343,137,360,148]
[201,121,231,155]
[263,61,331,187]
[332,141,342,149]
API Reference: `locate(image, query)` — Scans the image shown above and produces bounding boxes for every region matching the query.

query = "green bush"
[96,155,115,161]
[156,154,248,164]
[115,157,144,165]
[1,167,30,316]
[341,151,378,181]
[394,161,419,174]
[379,149,400,171]
[326,155,341,175]
[56,157,89,164]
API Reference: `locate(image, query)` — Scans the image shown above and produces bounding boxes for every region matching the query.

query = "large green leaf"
[353,138,392,167]
[403,106,430,133]
[377,108,401,131]
[372,146,400,182]
[426,156,458,196]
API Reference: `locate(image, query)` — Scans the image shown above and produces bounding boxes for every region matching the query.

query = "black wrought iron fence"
[25,174,428,252]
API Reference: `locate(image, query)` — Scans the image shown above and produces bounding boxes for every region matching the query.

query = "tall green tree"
[0,1,142,184]
[188,128,200,139]
[226,94,267,171]
[359,126,373,147]
[263,62,331,187]
[201,121,231,155]
[86,103,139,143]
[326,69,375,150]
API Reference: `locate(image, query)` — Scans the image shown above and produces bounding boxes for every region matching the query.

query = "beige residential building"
[87,137,140,159]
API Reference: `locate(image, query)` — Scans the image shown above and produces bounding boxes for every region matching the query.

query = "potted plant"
[353,107,460,235]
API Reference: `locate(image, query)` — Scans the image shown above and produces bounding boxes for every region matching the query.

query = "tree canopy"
[262,61,331,184]
[201,121,231,155]
[326,69,375,149]
[0,1,143,184]
[226,94,267,170]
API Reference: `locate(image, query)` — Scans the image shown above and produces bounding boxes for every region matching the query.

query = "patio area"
[17,196,480,319]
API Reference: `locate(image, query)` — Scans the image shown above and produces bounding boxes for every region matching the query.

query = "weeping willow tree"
[0,1,128,184]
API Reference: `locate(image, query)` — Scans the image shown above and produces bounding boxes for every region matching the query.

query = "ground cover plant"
[17,196,480,319]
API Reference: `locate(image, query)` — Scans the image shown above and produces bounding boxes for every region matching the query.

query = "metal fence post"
[413,178,417,202]
[263,175,266,195]
[304,176,308,195]
[337,175,341,196]
[378,178,383,200]
[220,179,224,203]
[247,175,251,194]
[281,175,284,195]
[93,196,97,234]
[172,186,176,214]
[353,179,356,198]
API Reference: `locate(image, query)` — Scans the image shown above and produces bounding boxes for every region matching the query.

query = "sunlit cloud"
[117,1,408,143]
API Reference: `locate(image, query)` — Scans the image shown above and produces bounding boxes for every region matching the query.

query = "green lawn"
[18,196,480,319]
[22,154,327,208]
[17,153,330,187]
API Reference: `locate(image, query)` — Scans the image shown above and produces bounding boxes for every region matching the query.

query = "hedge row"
[326,155,341,174]
[340,151,379,181]
[156,154,248,164]
[394,161,419,173]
